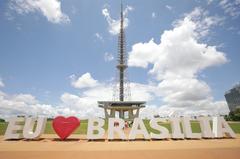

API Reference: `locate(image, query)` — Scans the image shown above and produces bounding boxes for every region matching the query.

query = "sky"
[0,0,240,119]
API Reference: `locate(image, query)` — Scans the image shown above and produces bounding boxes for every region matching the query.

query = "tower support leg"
[119,110,124,119]
[104,108,110,119]
[110,109,115,118]
[128,110,134,120]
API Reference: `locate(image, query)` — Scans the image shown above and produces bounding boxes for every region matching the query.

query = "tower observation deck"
[98,3,145,121]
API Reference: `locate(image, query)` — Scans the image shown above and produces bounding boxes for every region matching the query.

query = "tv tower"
[114,2,131,101]
[98,2,146,120]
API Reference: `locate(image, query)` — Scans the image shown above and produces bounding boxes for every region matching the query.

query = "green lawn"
[1,120,240,135]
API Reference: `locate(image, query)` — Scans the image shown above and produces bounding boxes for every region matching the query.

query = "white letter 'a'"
[23,117,47,139]
[129,118,150,140]
[87,118,105,140]
[213,116,236,138]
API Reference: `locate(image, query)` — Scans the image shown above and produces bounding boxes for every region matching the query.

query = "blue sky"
[0,0,240,118]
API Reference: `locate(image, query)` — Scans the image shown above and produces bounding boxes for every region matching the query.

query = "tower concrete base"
[98,101,145,121]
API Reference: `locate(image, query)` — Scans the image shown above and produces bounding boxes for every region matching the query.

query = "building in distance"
[225,83,240,112]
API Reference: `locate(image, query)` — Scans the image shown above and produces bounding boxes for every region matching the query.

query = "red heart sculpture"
[52,116,80,140]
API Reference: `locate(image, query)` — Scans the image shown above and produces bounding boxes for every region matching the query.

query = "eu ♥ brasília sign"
[4,116,236,140]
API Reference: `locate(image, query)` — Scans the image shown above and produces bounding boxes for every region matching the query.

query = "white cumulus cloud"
[128,7,229,116]
[0,91,57,119]
[102,5,133,35]
[70,72,98,89]
[9,0,70,24]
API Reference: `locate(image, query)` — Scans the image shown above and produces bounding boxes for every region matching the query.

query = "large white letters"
[149,118,170,139]
[213,116,236,138]
[182,117,201,139]
[4,116,236,140]
[169,117,184,139]
[4,117,47,140]
[4,117,24,140]
[87,118,105,140]
[129,118,150,140]
[23,117,47,139]
[198,117,214,138]
[108,118,126,140]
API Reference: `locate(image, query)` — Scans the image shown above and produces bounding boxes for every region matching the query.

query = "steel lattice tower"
[98,2,145,121]
[115,2,129,101]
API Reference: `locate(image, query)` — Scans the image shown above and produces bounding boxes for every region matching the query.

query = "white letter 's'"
[149,118,170,139]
